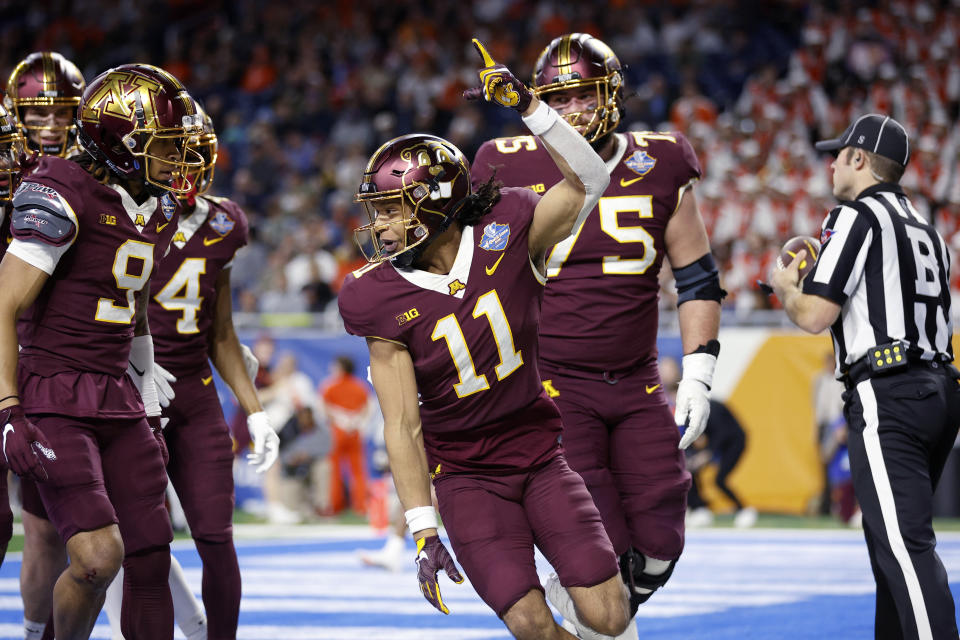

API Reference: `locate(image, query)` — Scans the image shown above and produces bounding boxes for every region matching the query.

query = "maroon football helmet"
[0,104,26,203]
[186,105,218,196]
[354,134,472,265]
[5,51,85,157]
[178,104,219,198]
[76,64,203,195]
[532,33,624,143]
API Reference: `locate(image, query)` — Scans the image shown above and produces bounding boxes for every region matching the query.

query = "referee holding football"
[771,113,960,640]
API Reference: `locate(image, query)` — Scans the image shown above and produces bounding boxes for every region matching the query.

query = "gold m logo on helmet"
[80,73,163,123]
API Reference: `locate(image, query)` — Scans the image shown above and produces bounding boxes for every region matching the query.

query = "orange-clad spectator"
[241,43,278,94]
[320,355,373,515]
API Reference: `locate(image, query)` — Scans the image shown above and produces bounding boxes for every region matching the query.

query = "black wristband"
[0,394,19,405]
[691,339,721,357]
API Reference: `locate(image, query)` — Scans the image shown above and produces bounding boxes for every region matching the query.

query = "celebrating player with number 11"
[338,39,630,639]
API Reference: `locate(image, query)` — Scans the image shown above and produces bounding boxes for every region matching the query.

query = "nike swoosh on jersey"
[156,221,170,233]
[485,254,505,276]
[2,423,13,459]
[620,176,645,188]
[201,376,213,386]
[203,236,223,247]
[645,384,661,394]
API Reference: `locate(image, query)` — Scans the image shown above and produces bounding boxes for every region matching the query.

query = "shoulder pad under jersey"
[11,181,77,246]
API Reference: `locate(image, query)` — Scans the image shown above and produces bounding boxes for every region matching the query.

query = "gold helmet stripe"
[42,52,56,95]
[177,91,196,117]
[558,35,572,78]
[153,66,185,91]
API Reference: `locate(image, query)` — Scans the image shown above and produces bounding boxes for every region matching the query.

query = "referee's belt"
[841,341,960,390]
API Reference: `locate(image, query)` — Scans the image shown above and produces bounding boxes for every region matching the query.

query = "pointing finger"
[471,38,496,67]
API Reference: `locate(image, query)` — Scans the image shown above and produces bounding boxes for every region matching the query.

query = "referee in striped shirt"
[771,113,960,640]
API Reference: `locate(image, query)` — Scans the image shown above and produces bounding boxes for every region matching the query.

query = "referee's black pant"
[844,363,960,640]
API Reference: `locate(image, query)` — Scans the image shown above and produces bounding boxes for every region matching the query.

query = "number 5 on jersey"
[431,290,523,398]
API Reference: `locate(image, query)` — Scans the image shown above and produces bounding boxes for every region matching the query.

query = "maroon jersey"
[339,187,562,473]
[12,156,179,409]
[149,195,249,376]
[473,131,701,371]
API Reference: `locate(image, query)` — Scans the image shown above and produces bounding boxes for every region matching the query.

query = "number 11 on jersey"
[431,289,524,398]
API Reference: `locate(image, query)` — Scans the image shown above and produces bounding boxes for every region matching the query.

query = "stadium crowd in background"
[2,0,959,322]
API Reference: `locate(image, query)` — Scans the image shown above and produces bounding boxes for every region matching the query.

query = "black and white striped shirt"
[804,183,953,376]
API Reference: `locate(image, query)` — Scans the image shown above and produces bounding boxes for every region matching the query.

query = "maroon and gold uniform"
[10,155,175,551]
[340,188,617,616]
[148,195,248,541]
[472,131,699,561]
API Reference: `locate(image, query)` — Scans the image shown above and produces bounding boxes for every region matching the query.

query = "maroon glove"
[463,38,533,113]
[0,404,55,482]
[148,416,169,467]
[415,535,464,614]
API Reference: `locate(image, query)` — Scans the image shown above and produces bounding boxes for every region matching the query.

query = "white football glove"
[675,352,716,450]
[246,411,279,473]
[153,363,177,408]
[240,343,260,381]
[127,335,161,418]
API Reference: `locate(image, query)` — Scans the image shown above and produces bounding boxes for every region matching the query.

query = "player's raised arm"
[465,38,609,259]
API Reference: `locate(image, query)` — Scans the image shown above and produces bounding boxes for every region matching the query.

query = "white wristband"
[404,506,439,534]
[521,101,559,136]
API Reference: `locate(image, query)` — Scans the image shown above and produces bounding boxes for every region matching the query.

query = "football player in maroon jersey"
[5,51,85,157]
[472,34,724,638]
[5,51,88,640]
[0,104,26,571]
[101,106,279,640]
[0,63,203,640]
[339,40,629,640]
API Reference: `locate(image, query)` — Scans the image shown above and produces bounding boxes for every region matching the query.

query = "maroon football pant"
[163,367,240,639]
[30,413,172,553]
[540,362,691,561]
[433,454,618,618]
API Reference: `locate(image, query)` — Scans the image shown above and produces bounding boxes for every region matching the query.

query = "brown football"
[777,235,821,280]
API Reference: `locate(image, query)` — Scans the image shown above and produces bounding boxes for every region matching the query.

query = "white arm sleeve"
[522,101,610,233]
[7,238,71,275]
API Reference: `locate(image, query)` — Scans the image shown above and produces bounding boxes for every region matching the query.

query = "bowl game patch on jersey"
[210,210,235,236]
[624,149,657,178]
[160,193,177,220]
[479,222,510,251]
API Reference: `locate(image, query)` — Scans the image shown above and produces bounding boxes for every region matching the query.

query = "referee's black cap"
[815,114,910,167]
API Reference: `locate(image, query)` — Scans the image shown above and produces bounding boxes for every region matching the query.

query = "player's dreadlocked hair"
[456,173,501,227]
[71,150,111,185]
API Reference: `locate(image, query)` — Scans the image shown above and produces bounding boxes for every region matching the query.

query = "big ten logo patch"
[526,183,546,194]
[99,214,117,225]
[396,308,419,326]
